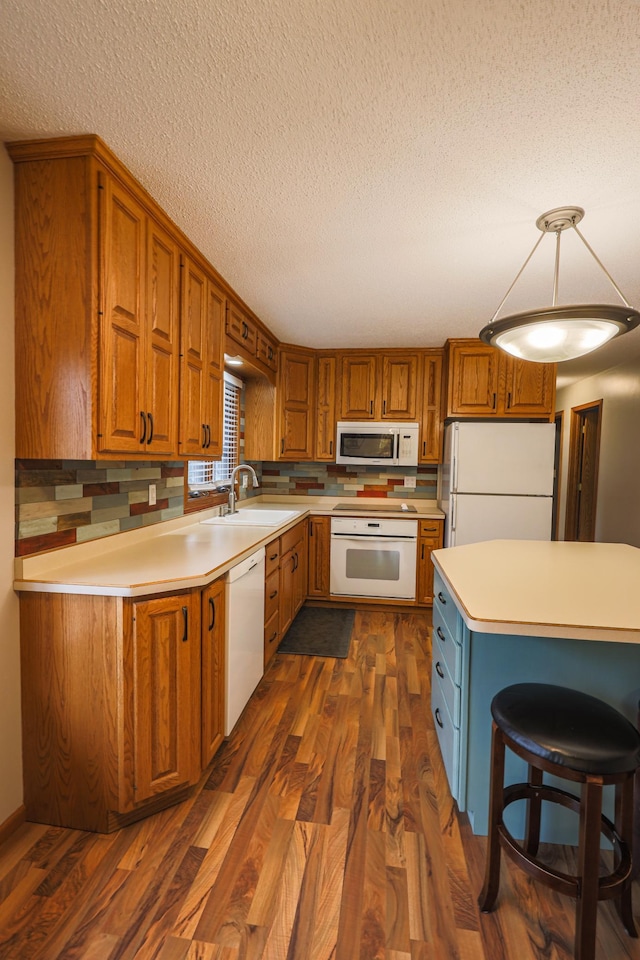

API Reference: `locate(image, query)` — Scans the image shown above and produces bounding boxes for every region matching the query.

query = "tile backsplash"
[15,459,438,556]
[257,462,438,499]
[15,460,184,556]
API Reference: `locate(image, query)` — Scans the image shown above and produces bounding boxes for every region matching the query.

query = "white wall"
[556,356,640,547]
[0,145,22,824]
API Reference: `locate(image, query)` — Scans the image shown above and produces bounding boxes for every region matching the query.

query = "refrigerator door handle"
[450,497,456,535]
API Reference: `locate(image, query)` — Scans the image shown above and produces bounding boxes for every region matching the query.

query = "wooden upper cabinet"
[315,355,337,460]
[277,348,315,460]
[340,354,377,419]
[381,354,418,419]
[226,301,258,356]
[503,356,556,416]
[179,256,225,458]
[419,351,444,463]
[339,352,419,421]
[445,339,555,420]
[446,340,501,417]
[99,174,181,456]
[256,330,278,372]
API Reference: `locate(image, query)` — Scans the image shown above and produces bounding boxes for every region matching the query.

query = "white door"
[447,494,553,547]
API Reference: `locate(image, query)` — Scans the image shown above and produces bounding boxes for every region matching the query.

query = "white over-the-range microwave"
[335,421,419,467]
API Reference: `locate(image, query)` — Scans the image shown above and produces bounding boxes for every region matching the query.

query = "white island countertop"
[432,539,640,643]
[14,496,443,597]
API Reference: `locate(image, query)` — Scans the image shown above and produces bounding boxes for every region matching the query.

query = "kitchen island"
[430,539,640,842]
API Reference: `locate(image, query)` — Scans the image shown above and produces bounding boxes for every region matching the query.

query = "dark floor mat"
[277,606,355,658]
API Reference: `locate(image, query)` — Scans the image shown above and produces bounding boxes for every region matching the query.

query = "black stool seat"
[479,682,640,960]
[491,683,640,776]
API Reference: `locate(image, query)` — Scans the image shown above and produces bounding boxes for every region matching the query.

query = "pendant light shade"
[479,207,640,363]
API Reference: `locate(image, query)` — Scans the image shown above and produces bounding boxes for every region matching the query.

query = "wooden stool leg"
[575,778,602,960]
[615,776,637,938]
[525,763,543,857]
[479,720,505,913]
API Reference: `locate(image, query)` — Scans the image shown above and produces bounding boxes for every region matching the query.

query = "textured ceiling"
[2,0,640,380]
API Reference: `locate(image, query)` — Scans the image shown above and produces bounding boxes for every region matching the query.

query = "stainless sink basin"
[201,509,300,527]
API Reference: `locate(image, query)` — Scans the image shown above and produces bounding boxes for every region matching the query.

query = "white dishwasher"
[225,547,265,736]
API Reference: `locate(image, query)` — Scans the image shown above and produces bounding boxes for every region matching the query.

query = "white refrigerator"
[439,421,556,548]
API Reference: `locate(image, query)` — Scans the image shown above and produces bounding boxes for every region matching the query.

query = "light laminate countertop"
[432,539,640,643]
[15,496,443,597]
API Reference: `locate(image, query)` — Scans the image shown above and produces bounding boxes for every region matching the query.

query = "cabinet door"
[446,342,500,417]
[502,358,555,418]
[340,354,377,419]
[315,356,337,460]
[381,354,418,420]
[128,593,200,804]
[226,301,257,355]
[201,579,225,768]
[419,352,444,463]
[416,520,444,605]
[203,277,226,457]
[257,331,278,372]
[278,350,315,459]
[292,526,308,617]
[146,218,180,454]
[179,256,208,456]
[99,176,147,453]
[308,516,331,598]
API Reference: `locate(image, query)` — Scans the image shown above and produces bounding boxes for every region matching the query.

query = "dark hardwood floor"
[0,610,638,959]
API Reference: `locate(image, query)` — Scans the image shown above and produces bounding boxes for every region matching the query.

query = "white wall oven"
[330,516,418,599]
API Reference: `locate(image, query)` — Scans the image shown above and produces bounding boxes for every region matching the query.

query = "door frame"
[564,398,603,542]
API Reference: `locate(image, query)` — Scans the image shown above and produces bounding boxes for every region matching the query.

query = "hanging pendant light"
[479,206,640,363]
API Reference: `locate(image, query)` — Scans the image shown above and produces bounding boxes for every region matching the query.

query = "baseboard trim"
[0,805,27,847]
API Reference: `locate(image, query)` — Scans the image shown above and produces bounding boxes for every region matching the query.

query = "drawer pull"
[435,707,444,729]
[435,660,444,679]
[436,625,446,642]
[437,591,446,605]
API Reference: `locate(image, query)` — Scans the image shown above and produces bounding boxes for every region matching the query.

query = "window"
[187,372,242,492]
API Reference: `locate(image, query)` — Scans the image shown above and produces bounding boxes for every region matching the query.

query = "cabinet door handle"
[205,424,211,448]
[270,590,278,600]
[202,424,207,448]
[370,400,373,415]
[492,392,497,410]
[182,606,188,642]
[383,399,386,414]
[507,392,512,409]
[139,411,147,444]
[269,630,277,643]
[147,412,154,444]
[280,438,284,455]
[435,707,444,729]
[436,625,446,642]
[421,543,425,560]
[435,661,445,679]
[329,440,333,455]
[423,440,427,456]
[437,591,446,605]
[208,597,215,631]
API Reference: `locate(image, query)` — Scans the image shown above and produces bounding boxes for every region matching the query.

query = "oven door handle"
[331,535,417,544]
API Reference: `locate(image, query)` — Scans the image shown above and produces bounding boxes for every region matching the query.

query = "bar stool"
[478,683,640,960]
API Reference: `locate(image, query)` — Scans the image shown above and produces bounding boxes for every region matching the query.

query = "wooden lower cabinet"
[416,519,444,605]
[201,578,226,768]
[263,520,308,664]
[19,580,226,833]
[308,515,331,598]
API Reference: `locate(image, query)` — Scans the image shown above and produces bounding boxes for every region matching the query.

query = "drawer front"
[265,539,281,577]
[433,569,459,640]
[432,633,461,727]
[280,523,303,555]
[432,605,462,686]
[431,675,460,801]
[265,569,280,621]
[419,519,443,543]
